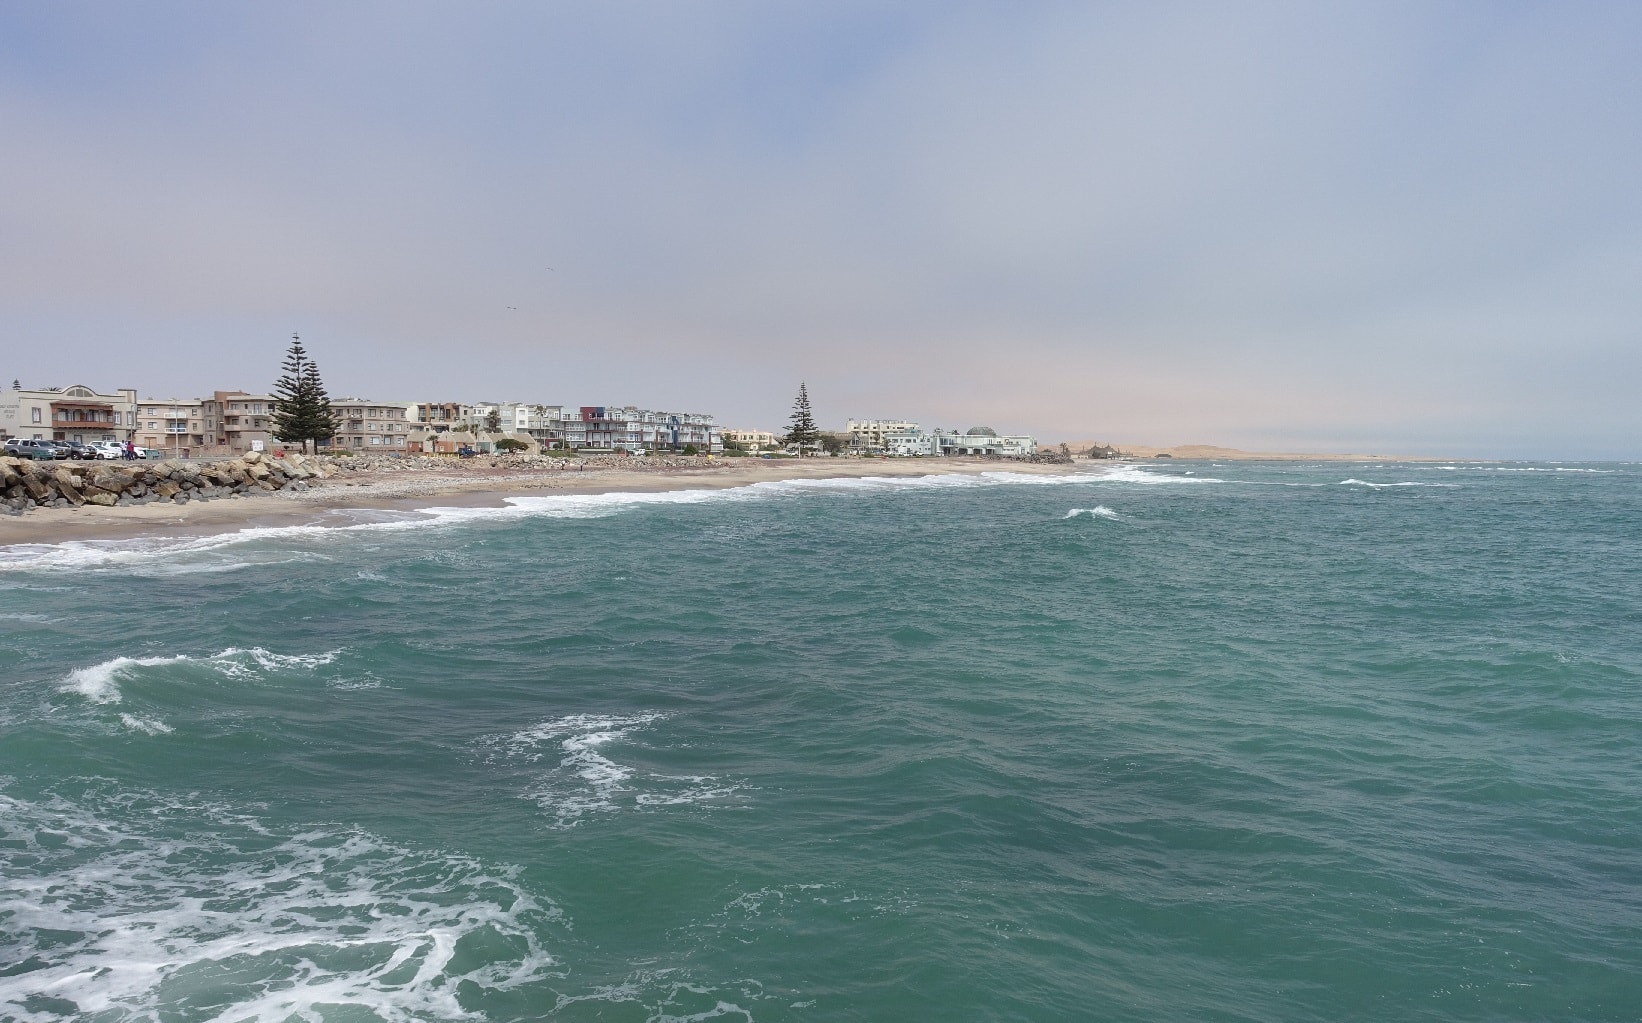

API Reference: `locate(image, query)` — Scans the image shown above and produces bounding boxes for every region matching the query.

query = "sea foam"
[0,789,560,1023]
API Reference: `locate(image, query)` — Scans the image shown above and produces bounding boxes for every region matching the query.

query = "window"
[31,408,40,423]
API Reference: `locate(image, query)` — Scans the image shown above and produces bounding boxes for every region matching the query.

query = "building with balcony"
[1,383,138,444]
[570,406,721,453]
[329,398,413,453]
[844,419,919,452]
[203,391,277,455]
[135,398,207,455]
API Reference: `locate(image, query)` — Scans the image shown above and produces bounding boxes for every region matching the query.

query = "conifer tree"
[301,359,341,448]
[270,335,312,448]
[784,382,820,450]
[271,334,341,453]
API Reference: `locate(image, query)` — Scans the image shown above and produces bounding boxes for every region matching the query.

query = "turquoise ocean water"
[2,461,1639,1021]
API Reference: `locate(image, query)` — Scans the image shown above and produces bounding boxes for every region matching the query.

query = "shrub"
[682,444,699,455]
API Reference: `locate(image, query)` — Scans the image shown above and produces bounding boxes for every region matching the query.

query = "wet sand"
[0,458,1082,547]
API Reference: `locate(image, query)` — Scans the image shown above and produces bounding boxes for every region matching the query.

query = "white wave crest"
[59,647,343,704]
[1063,506,1122,520]
[117,713,173,734]
[1080,464,1222,485]
[1336,479,1457,488]
[0,790,560,1023]
[495,713,744,826]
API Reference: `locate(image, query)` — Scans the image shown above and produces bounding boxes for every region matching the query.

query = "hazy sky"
[3,2,1638,456]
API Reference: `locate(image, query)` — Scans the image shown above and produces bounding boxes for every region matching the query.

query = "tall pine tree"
[784,382,820,451]
[270,335,311,448]
[271,334,341,453]
[301,359,341,448]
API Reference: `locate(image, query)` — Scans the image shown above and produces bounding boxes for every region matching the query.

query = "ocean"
[2,461,1639,1022]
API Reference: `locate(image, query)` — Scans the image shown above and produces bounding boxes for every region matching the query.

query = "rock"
[243,450,263,464]
[85,491,117,506]
[22,475,52,502]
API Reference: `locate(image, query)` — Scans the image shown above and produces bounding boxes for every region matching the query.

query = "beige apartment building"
[204,391,277,455]
[330,398,412,453]
[135,398,207,455]
[724,428,779,452]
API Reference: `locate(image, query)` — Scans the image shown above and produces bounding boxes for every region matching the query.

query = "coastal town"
[0,374,1075,518]
[0,380,1043,462]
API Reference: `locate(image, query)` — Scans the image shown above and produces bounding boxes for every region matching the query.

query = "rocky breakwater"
[0,450,334,515]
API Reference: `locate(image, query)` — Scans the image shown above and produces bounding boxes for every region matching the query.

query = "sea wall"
[0,450,332,515]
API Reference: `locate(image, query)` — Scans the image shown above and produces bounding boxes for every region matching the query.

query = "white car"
[88,442,124,460]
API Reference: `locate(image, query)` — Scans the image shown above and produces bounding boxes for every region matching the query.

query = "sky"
[2,1,1639,457]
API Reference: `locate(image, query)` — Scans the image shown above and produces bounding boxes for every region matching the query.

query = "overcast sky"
[3,1,1638,456]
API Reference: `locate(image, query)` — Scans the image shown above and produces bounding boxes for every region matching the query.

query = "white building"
[934,426,1036,457]
[1,383,138,443]
[883,427,937,456]
[844,419,919,452]
[570,406,722,453]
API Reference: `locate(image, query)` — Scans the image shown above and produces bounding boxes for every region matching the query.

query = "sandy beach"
[0,457,1084,547]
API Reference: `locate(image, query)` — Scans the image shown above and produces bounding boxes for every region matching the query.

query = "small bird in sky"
[507,306,517,310]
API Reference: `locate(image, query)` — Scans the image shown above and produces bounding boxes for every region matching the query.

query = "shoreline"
[0,457,1086,547]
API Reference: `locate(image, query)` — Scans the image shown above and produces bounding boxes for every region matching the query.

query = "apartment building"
[884,427,937,456]
[1,384,139,444]
[572,406,722,453]
[135,398,207,454]
[844,419,919,452]
[204,391,277,455]
[723,428,779,453]
[330,398,412,452]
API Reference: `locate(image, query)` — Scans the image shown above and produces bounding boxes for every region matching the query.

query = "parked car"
[60,441,99,460]
[5,439,60,460]
[87,442,124,460]
[41,441,73,459]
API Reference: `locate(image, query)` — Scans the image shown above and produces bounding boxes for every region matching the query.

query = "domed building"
[936,425,1036,457]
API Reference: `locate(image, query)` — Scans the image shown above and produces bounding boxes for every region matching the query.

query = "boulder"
[54,468,83,491]
[21,475,51,502]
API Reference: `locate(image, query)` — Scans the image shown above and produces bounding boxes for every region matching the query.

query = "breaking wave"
[60,647,343,705]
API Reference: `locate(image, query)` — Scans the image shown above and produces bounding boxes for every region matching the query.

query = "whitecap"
[117,713,173,734]
[493,713,745,826]
[1064,506,1121,520]
[1337,479,1457,488]
[59,647,344,704]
